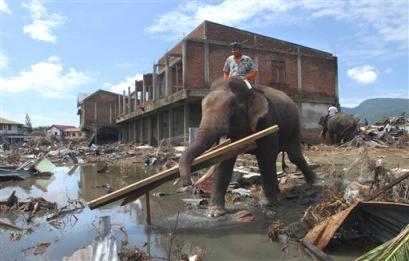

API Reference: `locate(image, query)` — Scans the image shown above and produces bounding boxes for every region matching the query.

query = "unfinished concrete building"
[117,21,338,145]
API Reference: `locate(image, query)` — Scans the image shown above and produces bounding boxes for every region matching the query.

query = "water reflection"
[0,163,361,260]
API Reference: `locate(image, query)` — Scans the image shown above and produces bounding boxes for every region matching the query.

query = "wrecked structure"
[0,117,26,144]
[77,90,121,144]
[116,21,338,145]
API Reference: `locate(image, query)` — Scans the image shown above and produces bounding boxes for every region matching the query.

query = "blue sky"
[0,0,408,127]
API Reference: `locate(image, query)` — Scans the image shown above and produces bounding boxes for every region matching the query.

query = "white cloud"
[0,52,8,68]
[0,56,91,99]
[146,0,408,53]
[146,0,296,39]
[347,65,378,85]
[384,68,392,74]
[107,74,143,94]
[0,0,11,14]
[22,0,66,43]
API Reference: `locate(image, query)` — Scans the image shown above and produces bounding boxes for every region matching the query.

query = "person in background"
[321,104,339,138]
[223,41,257,89]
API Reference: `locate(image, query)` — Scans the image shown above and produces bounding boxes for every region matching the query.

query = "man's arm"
[223,58,230,78]
[246,70,257,80]
[246,56,257,80]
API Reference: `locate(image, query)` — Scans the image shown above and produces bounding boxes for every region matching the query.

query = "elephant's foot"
[304,171,317,185]
[259,196,278,208]
[207,205,227,218]
[176,185,193,193]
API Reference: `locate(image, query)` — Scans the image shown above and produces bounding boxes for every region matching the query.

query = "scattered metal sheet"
[32,158,56,174]
[303,201,409,250]
[0,166,32,181]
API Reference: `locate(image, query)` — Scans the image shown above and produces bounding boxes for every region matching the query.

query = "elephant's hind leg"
[287,144,316,184]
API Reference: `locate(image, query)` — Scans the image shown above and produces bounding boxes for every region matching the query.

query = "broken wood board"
[87,125,279,209]
[303,202,359,250]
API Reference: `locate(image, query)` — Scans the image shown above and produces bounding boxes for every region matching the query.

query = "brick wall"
[258,51,298,96]
[158,42,183,65]
[185,41,205,88]
[209,45,231,83]
[186,23,205,39]
[301,56,336,97]
[82,92,118,129]
[206,22,254,45]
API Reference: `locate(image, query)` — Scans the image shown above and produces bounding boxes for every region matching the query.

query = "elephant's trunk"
[179,127,223,186]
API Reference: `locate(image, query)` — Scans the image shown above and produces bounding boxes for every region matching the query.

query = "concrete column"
[94,102,97,122]
[142,78,146,106]
[168,109,172,143]
[134,81,138,112]
[152,64,157,101]
[109,103,112,124]
[139,119,143,144]
[297,47,302,97]
[122,90,126,114]
[128,122,131,143]
[183,103,190,144]
[114,102,116,120]
[165,56,171,96]
[182,40,187,89]
[156,113,160,144]
[128,86,131,112]
[204,41,209,88]
[118,94,121,116]
[147,117,152,145]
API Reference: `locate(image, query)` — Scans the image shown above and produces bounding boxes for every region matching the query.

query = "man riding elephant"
[223,41,257,89]
[179,77,316,217]
[320,104,338,139]
[319,111,359,144]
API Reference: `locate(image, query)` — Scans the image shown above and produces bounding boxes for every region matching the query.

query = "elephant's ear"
[248,91,269,132]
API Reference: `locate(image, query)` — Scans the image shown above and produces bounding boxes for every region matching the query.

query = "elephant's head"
[318,115,326,127]
[178,77,269,186]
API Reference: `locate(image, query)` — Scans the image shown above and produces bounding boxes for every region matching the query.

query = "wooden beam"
[87,125,279,209]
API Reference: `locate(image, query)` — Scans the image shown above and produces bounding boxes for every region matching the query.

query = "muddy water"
[0,164,359,260]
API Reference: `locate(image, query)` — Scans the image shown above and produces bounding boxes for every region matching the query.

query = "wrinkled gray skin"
[319,113,358,144]
[179,77,316,216]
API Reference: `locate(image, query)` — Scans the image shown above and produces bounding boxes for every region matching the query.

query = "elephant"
[318,113,359,144]
[178,77,316,216]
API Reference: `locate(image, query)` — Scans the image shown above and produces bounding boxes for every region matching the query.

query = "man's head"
[230,41,242,57]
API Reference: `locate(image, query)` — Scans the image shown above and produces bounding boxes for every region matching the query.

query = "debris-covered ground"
[0,124,408,260]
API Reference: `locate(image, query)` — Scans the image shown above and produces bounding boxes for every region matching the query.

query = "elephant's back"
[257,86,301,147]
[257,86,297,109]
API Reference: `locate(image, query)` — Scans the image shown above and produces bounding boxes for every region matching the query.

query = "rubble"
[0,114,407,260]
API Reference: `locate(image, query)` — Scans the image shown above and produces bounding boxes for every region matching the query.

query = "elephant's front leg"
[208,156,237,217]
[256,139,279,206]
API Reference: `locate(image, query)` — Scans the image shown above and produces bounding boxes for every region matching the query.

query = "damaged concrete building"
[117,21,338,145]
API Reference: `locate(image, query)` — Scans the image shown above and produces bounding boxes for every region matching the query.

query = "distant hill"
[342,98,409,124]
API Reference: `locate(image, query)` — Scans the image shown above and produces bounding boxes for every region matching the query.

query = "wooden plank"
[87,125,279,209]
[173,138,231,186]
[303,202,359,250]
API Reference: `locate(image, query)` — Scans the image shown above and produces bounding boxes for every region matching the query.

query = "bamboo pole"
[88,125,279,209]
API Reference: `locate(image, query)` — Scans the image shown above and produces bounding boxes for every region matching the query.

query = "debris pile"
[340,115,409,148]
[0,192,57,221]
